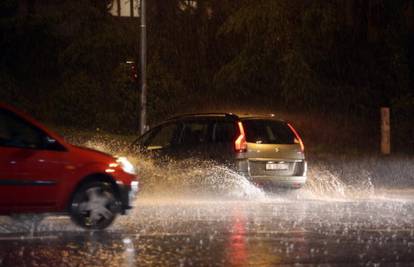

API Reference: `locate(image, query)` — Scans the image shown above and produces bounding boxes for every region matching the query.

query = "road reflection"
[228,207,247,266]
[1,198,414,266]
[122,237,136,267]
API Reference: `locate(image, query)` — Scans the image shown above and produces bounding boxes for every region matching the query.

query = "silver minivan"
[134,113,307,189]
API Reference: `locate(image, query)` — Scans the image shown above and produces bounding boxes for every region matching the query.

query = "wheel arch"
[67,173,121,212]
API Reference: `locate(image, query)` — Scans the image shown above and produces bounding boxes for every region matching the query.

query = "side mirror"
[43,136,65,151]
[45,136,57,144]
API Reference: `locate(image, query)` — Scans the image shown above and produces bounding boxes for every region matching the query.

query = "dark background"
[1,0,413,153]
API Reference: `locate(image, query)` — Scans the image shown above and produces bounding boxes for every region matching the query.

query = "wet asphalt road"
[1,191,414,267]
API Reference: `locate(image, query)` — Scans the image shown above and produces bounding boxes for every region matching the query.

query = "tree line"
[0,0,413,150]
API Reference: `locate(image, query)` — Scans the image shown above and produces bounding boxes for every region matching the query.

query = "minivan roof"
[167,112,285,121]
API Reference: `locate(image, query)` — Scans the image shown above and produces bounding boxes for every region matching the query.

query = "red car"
[0,103,139,230]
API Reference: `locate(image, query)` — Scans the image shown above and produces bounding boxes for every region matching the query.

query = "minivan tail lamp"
[287,123,305,152]
[235,122,248,152]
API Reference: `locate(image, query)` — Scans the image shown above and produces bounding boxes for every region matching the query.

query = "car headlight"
[116,157,136,175]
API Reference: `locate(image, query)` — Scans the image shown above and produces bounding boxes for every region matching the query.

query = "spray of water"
[129,155,266,200]
[77,135,377,202]
[303,162,375,201]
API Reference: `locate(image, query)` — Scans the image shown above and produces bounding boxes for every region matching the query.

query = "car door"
[136,122,182,160]
[174,119,214,160]
[210,119,238,162]
[0,108,68,213]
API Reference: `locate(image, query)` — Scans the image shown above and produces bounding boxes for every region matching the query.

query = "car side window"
[136,129,153,147]
[213,121,236,143]
[145,123,180,149]
[0,109,46,149]
[179,121,211,145]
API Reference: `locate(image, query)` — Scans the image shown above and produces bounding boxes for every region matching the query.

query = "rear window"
[243,120,295,144]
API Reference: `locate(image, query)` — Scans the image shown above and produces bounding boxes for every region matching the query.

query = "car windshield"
[243,119,295,145]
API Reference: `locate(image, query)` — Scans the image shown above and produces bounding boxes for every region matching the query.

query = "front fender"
[56,162,118,211]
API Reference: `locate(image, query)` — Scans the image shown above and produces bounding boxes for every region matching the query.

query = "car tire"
[70,181,120,230]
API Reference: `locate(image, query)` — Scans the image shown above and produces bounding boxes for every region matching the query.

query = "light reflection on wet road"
[1,193,414,267]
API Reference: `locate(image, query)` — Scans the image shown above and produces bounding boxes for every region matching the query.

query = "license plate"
[266,163,289,171]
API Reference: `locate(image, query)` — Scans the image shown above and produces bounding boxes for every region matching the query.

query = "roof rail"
[168,112,239,121]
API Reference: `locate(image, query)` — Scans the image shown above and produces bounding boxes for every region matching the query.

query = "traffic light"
[126,60,138,82]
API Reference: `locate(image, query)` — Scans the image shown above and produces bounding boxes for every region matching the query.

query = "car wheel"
[70,182,120,230]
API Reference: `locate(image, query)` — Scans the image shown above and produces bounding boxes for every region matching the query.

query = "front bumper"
[118,180,139,212]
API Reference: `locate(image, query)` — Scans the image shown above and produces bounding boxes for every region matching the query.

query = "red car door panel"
[0,147,70,212]
[0,108,69,213]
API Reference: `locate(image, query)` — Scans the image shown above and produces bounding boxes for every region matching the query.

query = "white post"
[380,107,391,155]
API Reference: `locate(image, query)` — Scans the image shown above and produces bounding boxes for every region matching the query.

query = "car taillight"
[235,121,247,152]
[287,123,305,152]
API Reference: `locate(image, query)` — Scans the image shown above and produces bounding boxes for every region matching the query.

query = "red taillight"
[235,122,247,152]
[287,123,304,152]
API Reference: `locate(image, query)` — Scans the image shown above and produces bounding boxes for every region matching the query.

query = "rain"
[2,0,414,266]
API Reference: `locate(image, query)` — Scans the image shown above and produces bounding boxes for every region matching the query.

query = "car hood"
[69,145,116,164]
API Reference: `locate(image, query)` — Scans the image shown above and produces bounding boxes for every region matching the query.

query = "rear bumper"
[251,175,307,189]
[237,159,307,188]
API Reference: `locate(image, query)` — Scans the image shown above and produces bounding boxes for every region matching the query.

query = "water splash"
[77,136,379,202]
[69,135,266,200]
[130,156,266,200]
[304,163,348,199]
[303,162,375,200]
